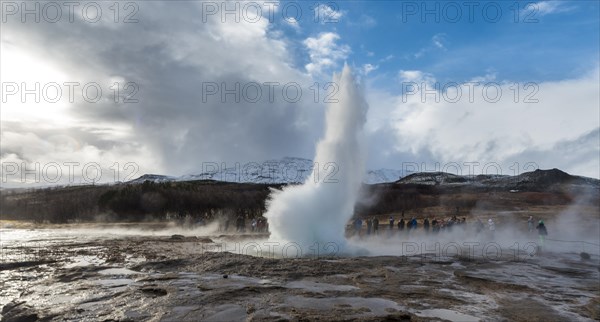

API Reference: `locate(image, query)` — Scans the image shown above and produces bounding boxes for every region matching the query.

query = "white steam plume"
[264,65,368,253]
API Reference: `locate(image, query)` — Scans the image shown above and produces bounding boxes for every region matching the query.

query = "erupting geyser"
[264,65,369,253]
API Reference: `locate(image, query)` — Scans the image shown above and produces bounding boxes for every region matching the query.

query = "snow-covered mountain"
[395,169,600,191]
[128,174,177,183]
[128,162,600,190]
[129,157,404,184]
[365,169,404,184]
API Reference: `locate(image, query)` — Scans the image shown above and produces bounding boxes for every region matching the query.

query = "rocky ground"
[1,224,599,322]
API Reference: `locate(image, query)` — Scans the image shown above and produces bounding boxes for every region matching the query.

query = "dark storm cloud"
[1,1,323,175]
[508,127,600,178]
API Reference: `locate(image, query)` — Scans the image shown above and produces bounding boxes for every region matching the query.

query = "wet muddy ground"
[1,224,599,321]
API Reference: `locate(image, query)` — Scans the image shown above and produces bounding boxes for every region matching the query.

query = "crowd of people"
[351,213,549,241]
[354,215,471,236]
[220,214,269,233]
[192,209,549,243]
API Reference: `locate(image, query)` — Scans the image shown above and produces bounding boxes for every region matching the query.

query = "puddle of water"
[286,280,358,292]
[163,305,200,321]
[48,294,77,305]
[203,304,247,322]
[199,273,274,286]
[415,308,480,322]
[124,309,152,319]
[98,268,141,275]
[96,278,134,287]
[95,268,140,290]
[64,255,106,268]
[285,295,405,316]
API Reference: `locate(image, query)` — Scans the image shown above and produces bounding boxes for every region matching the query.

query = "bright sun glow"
[1,41,74,125]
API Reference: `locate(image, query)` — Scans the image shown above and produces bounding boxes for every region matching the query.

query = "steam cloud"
[264,65,368,252]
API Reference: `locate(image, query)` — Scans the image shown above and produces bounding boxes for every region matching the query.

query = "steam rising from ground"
[551,190,600,253]
[264,65,368,252]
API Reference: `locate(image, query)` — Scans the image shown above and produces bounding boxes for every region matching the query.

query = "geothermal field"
[1,210,599,321]
[2,2,600,320]
[1,67,599,322]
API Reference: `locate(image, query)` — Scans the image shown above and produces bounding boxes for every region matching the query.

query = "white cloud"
[379,69,600,178]
[303,32,350,77]
[379,54,395,63]
[2,0,597,188]
[432,33,446,50]
[285,17,300,31]
[468,70,497,83]
[414,34,447,58]
[413,48,426,59]
[531,1,575,16]
[398,70,436,84]
[0,1,326,186]
[362,64,378,75]
[313,4,343,23]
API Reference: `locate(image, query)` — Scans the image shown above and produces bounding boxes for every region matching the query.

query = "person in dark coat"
[536,220,548,247]
[409,217,417,230]
[373,217,379,235]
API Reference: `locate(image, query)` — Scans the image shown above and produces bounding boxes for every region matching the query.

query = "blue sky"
[276,0,599,85]
[1,0,599,186]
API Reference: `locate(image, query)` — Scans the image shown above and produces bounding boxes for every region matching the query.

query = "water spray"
[264,65,369,254]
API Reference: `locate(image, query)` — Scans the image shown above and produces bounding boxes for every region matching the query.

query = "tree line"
[1,180,590,223]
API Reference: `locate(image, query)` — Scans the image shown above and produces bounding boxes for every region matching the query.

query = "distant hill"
[128,174,177,184]
[127,157,599,189]
[396,168,599,191]
[2,167,598,224]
